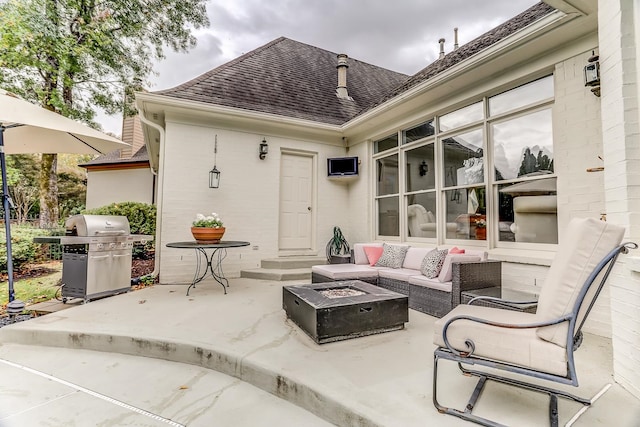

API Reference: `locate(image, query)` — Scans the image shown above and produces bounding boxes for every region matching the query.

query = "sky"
[98,0,539,135]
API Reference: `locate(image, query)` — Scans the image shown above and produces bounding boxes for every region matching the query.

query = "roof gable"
[155,37,409,125]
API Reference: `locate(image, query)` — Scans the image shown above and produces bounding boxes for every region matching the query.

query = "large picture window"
[373,75,556,245]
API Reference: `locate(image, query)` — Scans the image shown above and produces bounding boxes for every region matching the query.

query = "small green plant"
[325,226,350,263]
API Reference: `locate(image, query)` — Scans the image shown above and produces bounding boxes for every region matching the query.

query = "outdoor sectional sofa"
[311,243,502,318]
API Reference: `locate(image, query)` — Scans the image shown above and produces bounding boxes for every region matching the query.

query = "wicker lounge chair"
[432,217,636,426]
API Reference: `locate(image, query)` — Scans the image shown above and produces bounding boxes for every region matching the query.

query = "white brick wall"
[157,120,351,283]
[599,0,640,399]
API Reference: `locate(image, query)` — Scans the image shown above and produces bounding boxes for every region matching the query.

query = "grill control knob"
[109,243,116,249]
[97,243,104,250]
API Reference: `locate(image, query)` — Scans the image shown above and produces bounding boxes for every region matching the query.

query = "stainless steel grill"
[35,214,152,302]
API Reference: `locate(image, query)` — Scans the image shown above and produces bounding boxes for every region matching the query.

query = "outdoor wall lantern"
[259,137,269,160]
[584,51,601,97]
[419,160,428,176]
[209,135,221,188]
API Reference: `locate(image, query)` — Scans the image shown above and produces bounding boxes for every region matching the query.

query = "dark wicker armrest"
[451,260,502,307]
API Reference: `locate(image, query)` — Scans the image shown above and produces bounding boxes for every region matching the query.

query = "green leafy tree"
[0,0,209,226]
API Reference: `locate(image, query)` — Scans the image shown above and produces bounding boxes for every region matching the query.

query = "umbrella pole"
[0,127,15,302]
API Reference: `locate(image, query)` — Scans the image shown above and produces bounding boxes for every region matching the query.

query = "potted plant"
[326,226,350,263]
[191,213,225,243]
[475,219,487,240]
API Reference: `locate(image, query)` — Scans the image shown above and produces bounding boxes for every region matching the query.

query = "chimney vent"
[336,54,352,100]
[438,38,446,59]
[454,28,459,50]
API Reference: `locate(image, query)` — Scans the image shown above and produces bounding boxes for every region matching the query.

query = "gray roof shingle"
[151,2,555,126]
[155,37,410,125]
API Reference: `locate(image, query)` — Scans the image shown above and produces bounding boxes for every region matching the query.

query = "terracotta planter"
[191,226,225,243]
[475,227,486,240]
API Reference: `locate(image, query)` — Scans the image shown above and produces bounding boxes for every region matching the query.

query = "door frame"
[278,148,318,256]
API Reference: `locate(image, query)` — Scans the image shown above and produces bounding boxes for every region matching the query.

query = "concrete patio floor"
[0,277,638,426]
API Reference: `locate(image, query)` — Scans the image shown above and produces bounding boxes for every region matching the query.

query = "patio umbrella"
[0,89,128,302]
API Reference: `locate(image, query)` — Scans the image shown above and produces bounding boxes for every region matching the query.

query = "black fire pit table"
[283,280,409,344]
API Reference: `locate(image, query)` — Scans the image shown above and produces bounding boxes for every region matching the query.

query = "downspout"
[136,106,165,281]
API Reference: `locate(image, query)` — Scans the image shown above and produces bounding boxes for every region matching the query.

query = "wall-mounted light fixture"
[259,137,269,160]
[584,51,600,97]
[209,135,221,188]
[419,160,428,176]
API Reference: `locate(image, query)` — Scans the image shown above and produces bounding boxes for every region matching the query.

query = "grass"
[0,261,62,314]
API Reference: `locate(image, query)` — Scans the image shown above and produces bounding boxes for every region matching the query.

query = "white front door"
[279,152,313,251]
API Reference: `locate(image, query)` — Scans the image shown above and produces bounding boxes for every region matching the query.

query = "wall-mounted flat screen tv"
[328,156,358,177]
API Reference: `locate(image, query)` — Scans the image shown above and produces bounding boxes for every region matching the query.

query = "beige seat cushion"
[437,254,481,282]
[378,268,419,282]
[434,305,568,376]
[402,247,436,270]
[536,218,624,347]
[408,275,451,292]
[311,264,379,280]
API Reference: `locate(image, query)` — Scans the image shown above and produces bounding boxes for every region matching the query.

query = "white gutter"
[136,103,166,280]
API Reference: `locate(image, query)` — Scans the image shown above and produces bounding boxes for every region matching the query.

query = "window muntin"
[492,109,553,181]
[406,144,435,192]
[403,120,434,144]
[489,76,554,117]
[442,129,484,187]
[374,133,398,154]
[439,101,483,132]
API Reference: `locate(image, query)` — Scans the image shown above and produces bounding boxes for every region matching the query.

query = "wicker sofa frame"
[312,260,502,318]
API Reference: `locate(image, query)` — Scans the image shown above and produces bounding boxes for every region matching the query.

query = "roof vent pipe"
[438,38,446,59]
[454,28,459,50]
[336,54,352,100]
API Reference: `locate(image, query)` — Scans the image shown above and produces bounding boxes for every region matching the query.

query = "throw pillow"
[420,249,449,278]
[374,243,410,268]
[449,247,465,254]
[363,246,384,266]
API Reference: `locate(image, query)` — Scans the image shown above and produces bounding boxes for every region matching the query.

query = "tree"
[0,0,209,225]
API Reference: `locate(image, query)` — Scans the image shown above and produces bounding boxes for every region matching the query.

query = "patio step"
[240,256,326,281]
[261,256,326,269]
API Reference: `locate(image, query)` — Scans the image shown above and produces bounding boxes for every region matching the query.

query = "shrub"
[83,202,156,259]
[0,225,52,274]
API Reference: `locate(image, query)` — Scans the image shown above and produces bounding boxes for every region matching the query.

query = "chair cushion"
[378,268,419,281]
[363,246,384,266]
[437,254,481,282]
[420,249,448,278]
[375,243,410,268]
[535,218,625,347]
[409,275,452,292]
[311,264,379,280]
[402,247,436,270]
[434,304,568,376]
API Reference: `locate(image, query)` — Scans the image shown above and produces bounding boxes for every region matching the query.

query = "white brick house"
[136,0,640,399]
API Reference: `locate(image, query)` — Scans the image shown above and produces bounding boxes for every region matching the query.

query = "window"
[373,76,556,244]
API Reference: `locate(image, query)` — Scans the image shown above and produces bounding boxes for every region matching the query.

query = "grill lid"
[65,214,131,237]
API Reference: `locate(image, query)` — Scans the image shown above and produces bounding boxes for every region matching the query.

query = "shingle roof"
[367,2,555,111]
[80,145,149,167]
[155,37,410,125]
